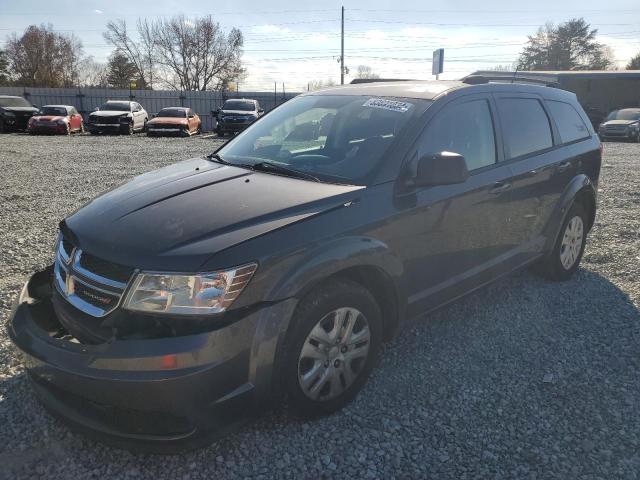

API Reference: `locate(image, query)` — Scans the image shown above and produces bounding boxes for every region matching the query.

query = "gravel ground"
[0,134,639,479]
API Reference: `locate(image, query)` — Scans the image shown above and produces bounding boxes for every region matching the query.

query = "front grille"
[54,232,135,317]
[74,281,120,310]
[79,251,134,283]
[90,116,120,124]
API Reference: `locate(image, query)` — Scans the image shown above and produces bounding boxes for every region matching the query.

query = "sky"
[1,0,639,91]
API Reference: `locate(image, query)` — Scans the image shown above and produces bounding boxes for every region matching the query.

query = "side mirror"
[152,114,157,118]
[94,107,99,111]
[413,151,469,187]
[258,108,264,114]
[212,109,219,119]
[189,114,195,119]
[32,104,38,109]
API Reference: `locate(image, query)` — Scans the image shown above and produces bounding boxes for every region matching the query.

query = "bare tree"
[0,49,10,86]
[5,24,85,87]
[103,20,150,88]
[103,15,244,91]
[152,15,244,91]
[355,65,380,79]
[78,57,108,87]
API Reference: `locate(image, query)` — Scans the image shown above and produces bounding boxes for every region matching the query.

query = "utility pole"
[340,6,345,85]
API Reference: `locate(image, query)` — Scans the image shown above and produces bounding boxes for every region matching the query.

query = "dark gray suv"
[8,80,601,451]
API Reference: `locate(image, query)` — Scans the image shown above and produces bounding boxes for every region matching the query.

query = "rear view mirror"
[413,151,469,187]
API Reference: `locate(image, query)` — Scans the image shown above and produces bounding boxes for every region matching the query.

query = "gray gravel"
[1,134,639,479]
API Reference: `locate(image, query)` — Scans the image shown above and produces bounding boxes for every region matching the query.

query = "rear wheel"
[283,280,382,417]
[533,202,588,281]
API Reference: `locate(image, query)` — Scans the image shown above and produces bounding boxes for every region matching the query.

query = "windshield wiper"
[249,161,320,182]
[206,153,231,165]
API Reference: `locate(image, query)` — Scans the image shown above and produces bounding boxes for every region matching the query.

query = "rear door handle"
[557,161,572,173]
[489,181,511,195]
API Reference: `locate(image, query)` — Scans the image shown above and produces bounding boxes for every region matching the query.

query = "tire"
[217,129,224,137]
[533,201,588,281]
[0,119,5,133]
[79,123,85,134]
[65,124,70,135]
[282,279,383,417]
[122,122,134,135]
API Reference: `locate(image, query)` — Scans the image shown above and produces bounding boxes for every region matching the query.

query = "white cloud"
[94,9,103,14]
[251,24,291,35]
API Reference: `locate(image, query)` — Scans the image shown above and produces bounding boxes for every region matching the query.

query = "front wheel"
[283,280,382,417]
[533,202,588,281]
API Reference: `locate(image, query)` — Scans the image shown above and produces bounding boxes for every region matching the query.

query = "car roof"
[0,95,25,99]
[305,79,578,103]
[308,80,465,100]
[105,100,132,104]
[42,105,72,109]
[159,106,188,110]
[225,98,257,103]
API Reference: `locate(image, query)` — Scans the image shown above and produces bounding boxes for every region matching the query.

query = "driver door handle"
[557,161,572,172]
[489,181,511,195]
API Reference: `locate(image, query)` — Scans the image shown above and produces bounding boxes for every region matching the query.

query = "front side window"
[498,98,553,159]
[419,99,496,171]
[547,100,590,143]
[217,95,425,184]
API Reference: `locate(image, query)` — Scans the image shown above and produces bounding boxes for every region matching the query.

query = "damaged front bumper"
[7,267,296,452]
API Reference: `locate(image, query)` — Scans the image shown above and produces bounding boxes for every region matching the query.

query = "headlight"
[4,111,15,118]
[123,263,257,315]
[119,114,131,122]
[56,119,67,125]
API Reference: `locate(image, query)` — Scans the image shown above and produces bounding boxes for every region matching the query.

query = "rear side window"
[546,100,589,143]
[420,99,496,171]
[497,98,553,159]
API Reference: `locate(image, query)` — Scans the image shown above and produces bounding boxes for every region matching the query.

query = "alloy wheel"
[560,215,584,270]
[298,307,371,401]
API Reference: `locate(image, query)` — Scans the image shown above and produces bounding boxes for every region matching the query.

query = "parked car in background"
[87,101,148,135]
[0,95,39,132]
[215,98,263,136]
[8,80,601,451]
[598,108,640,142]
[147,107,201,137]
[27,105,84,135]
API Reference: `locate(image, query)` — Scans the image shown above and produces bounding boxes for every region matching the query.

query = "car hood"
[148,117,188,126]
[33,115,66,122]
[64,158,363,271]
[1,106,38,114]
[601,119,638,126]
[221,110,256,116]
[91,110,131,117]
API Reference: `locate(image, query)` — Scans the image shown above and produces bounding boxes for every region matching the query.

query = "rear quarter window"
[546,100,590,143]
[497,98,553,159]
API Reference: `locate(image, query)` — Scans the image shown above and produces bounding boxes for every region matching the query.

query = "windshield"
[0,97,32,108]
[606,109,640,121]
[158,108,187,118]
[222,100,256,112]
[217,95,425,185]
[39,106,68,116]
[100,102,130,112]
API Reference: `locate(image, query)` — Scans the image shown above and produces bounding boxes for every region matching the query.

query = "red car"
[28,105,84,135]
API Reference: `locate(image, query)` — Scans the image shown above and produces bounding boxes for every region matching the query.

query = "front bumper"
[7,268,296,452]
[28,124,67,134]
[598,130,638,140]
[147,126,187,136]
[88,123,128,134]
[217,122,252,133]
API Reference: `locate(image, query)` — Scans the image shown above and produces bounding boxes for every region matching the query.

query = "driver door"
[397,94,518,317]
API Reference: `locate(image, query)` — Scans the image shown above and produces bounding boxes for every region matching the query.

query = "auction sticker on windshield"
[363,98,413,113]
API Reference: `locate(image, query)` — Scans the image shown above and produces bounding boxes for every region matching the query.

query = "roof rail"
[350,78,416,84]
[462,74,560,87]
